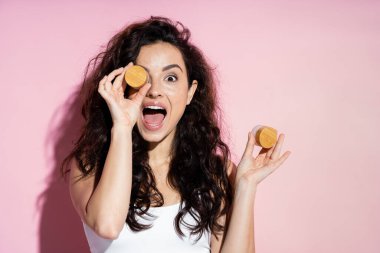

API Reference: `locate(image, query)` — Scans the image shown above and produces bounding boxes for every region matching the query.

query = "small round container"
[124,65,149,88]
[252,125,278,148]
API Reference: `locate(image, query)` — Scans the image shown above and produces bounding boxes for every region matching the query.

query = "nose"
[146,78,162,98]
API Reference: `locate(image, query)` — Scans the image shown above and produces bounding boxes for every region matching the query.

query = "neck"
[147,130,175,169]
[147,130,179,202]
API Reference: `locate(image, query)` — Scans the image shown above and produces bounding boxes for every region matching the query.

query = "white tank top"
[82,202,211,253]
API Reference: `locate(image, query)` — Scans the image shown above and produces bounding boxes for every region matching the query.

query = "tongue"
[144,112,165,125]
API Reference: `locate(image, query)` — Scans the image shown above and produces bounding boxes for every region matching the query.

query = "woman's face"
[130,41,197,144]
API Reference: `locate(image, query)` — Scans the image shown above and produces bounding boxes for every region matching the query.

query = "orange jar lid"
[124,65,148,88]
[253,125,277,148]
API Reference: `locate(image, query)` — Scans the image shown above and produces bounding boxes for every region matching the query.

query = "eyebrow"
[141,64,183,73]
[162,64,183,72]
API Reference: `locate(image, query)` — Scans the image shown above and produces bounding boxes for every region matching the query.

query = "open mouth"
[142,105,167,129]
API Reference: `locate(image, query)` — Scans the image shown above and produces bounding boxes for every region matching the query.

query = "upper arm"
[211,159,237,253]
[68,157,95,222]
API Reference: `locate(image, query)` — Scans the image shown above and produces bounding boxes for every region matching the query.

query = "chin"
[136,122,176,144]
[140,131,165,143]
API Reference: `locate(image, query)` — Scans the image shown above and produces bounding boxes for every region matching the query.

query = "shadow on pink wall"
[37,86,90,252]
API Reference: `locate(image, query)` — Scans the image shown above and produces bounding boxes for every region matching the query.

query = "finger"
[242,131,256,158]
[252,125,263,140]
[107,67,124,81]
[265,145,275,160]
[270,133,285,160]
[257,147,270,165]
[113,68,127,91]
[114,62,134,91]
[127,88,138,99]
[104,77,112,92]
[272,151,291,168]
[258,146,271,156]
[104,67,124,92]
[98,75,107,88]
[131,83,152,105]
[261,150,291,178]
[98,84,105,97]
[98,76,108,96]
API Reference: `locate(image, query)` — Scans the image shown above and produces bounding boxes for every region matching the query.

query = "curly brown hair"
[61,16,233,240]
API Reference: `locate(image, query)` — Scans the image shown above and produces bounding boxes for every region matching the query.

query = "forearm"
[85,125,133,238]
[221,182,257,253]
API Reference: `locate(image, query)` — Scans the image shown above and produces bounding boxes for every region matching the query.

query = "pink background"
[1,0,379,252]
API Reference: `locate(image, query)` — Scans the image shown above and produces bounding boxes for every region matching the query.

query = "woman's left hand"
[235,131,292,188]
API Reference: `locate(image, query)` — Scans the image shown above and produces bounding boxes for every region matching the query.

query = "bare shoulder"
[216,155,237,179]
[68,156,94,184]
[68,157,95,221]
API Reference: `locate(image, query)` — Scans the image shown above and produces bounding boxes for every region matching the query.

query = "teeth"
[145,105,165,110]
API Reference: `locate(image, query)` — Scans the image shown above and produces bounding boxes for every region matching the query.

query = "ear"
[186,80,198,105]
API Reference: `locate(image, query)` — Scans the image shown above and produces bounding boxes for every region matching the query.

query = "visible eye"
[165,75,178,82]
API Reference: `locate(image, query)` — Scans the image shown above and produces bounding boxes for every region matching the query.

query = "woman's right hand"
[97,62,151,130]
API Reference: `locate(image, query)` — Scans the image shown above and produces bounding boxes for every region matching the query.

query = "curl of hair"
[61,16,233,240]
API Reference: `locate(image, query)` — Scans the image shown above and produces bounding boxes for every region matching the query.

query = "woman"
[61,16,291,253]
